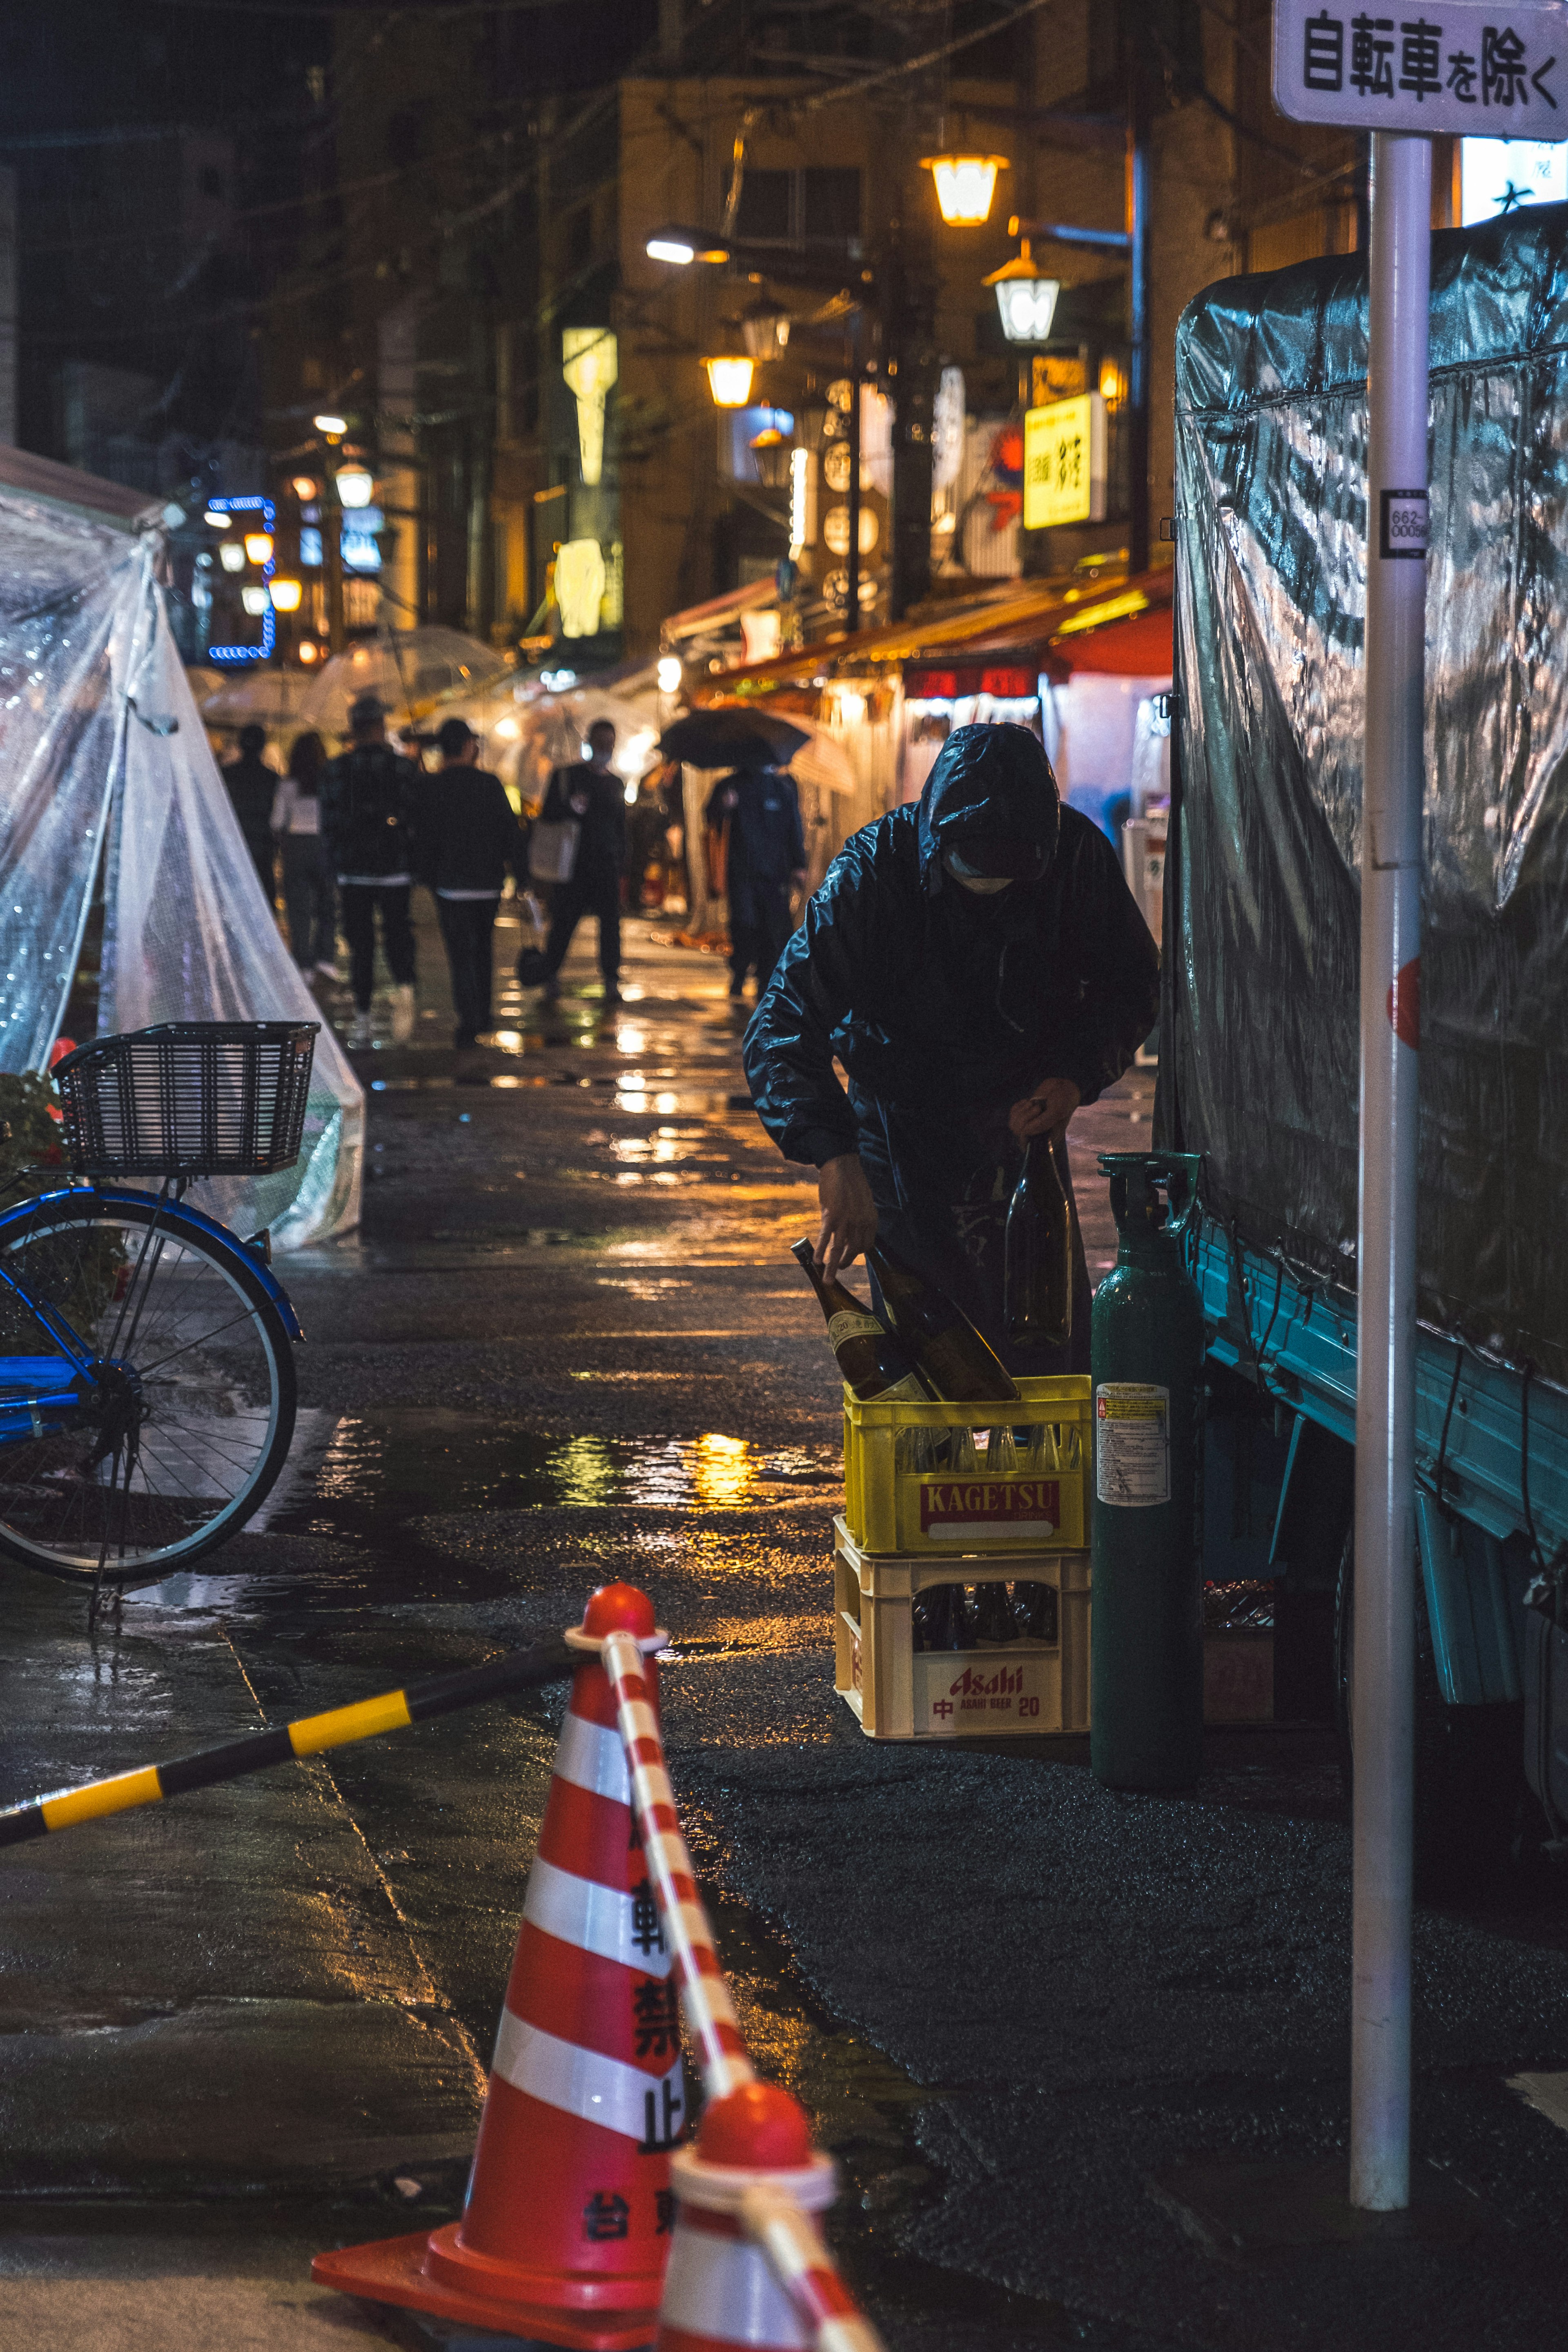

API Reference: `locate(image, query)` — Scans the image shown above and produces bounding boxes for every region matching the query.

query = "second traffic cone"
[314,1581,684,2350]
[656,2084,837,2352]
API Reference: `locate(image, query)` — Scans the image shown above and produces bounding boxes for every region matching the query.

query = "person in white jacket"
[271,732,338,982]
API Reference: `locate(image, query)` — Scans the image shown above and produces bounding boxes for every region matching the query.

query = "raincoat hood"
[917,723,1061,887]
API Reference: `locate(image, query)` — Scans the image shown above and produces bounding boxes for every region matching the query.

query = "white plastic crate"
[833,1515,1090,1741]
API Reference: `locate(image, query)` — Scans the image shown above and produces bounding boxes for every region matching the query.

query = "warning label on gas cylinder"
[1095,1383,1169,1508]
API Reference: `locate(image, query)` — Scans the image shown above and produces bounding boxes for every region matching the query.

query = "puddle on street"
[259,1408,839,1541]
[706,1889,1085,2345]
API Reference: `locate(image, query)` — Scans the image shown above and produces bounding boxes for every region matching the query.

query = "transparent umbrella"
[199,669,320,733]
[298,627,511,736]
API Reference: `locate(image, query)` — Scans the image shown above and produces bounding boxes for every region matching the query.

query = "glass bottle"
[866,1241,1018,1401]
[790,1237,930,1403]
[1003,1137,1074,1351]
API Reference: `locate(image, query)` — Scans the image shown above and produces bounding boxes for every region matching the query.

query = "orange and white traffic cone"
[657,2082,875,2352]
[314,1582,683,2351]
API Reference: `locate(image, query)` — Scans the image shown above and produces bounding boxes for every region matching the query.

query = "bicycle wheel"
[0,1192,296,1584]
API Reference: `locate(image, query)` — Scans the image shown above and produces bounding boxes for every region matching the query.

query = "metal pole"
[1125,65,1151,575]
[845,318,862,632]
[1350,129,1430,2216]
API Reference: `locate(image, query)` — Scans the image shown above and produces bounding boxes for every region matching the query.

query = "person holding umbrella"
[704,765,806,997]
[660,708,811,995]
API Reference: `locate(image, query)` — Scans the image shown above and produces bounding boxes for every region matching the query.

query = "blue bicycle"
[0,1023,312,1592]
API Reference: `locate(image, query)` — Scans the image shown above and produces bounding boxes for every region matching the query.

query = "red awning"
[1057,603,1172,678]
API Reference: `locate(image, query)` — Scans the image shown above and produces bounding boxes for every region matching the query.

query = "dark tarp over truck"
[1162,206,1568,1868]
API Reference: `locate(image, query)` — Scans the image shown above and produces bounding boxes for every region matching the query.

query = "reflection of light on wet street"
[546,1433,618,1505]
[690,1432,754,1508]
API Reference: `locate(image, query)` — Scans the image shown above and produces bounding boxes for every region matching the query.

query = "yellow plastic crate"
[833,1516,1090,1741]
[841,1374,1091,1556]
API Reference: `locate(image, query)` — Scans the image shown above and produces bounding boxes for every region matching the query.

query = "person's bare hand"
[816,1154,877,1280]
[1008,1077,1082,1142]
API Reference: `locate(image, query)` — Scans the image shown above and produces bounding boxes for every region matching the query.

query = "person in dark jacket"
[418,716,523,1048]
[539,717,627,1003]
[742,724,1159,1374]
[320,693,421,1048]
[223,724,278,899]
[271,731,337,980]
[705,764,806,998]
[627,772,672,909]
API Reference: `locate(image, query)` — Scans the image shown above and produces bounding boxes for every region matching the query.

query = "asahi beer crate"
[833,1515,1090,1742]
[841,1374,1091,1555]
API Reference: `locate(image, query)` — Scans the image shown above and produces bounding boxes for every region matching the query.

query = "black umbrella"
[659,706,809,769]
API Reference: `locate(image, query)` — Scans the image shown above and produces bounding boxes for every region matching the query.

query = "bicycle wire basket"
[52,1022,319,1178]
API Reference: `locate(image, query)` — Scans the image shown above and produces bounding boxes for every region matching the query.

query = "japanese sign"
[1274,1,1568,136]
[1022,392,1107,530]
[916,1473,1061,1541]
[916,1653,1054,1736]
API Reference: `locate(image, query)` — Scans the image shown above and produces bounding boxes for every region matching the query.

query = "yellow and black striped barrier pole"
[0,1635,577,1848]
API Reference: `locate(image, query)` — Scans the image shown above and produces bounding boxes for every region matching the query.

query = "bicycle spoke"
[0,1202,289,1575]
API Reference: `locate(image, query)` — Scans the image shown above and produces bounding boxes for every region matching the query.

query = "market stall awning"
[1049,584,1173,676]
[688,568,1171,702]
[0,444,162,531]
[661,578,777,644]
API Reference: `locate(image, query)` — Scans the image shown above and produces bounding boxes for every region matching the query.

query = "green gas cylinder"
[1090,1152,1205,1791]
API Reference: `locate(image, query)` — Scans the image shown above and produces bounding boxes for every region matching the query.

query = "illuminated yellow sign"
[1023,392,1107,530]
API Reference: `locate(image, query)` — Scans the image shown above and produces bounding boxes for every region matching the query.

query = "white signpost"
[1272,0,1568,2214]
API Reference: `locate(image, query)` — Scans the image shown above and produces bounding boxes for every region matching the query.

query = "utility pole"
[323,468,345,655]
[886,235,939,621]
[1125,57,1151,575]
[844,316,862,634]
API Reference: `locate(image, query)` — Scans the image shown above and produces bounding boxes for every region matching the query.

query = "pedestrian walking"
[743,724,1160,1373]
[271,731,339,982]
[626,771,670,909]
[418,717,523,1048]
[320,694,421,1049]
[705,764,806,997]
[223,724,279,900]
[537,718,627,1003]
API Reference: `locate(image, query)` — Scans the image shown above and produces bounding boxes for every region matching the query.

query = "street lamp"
[921,153,1009,227]
[268,577,303,612]
[646,224,733,265]
[243,531,273,564]
[703,354,757,408]
[739,297,791,359]
[335,466,374,509]
[748,413,793,491]
[219,541,245,573]
[986,240,1061,345]
[313,412,347,437]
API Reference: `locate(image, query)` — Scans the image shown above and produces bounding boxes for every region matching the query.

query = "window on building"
[733,166,861,249]
[803,168,860,243]
[735,170,792,243]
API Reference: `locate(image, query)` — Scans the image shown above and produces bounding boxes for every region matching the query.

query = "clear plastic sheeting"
[0,500,143,1072]
[104,592,362,1247]
[1167,208,1568,1386]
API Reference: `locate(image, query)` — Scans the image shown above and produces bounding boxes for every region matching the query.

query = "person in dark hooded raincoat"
[742,723,1159,1373]
[705,765,807,998]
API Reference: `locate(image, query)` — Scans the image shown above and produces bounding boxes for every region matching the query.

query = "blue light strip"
[205,494,277,665]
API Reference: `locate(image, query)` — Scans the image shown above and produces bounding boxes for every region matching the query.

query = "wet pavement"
[2,902,1567,2349]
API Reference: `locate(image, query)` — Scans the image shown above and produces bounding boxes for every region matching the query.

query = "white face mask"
[942,852,1011,895]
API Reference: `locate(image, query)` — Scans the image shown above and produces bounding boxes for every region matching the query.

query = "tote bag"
[528,817,580,884]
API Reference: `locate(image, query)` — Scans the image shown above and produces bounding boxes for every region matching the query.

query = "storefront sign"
[1023,392,1107,530]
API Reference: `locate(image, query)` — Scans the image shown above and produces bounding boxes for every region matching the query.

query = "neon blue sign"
[205,494,276,665]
